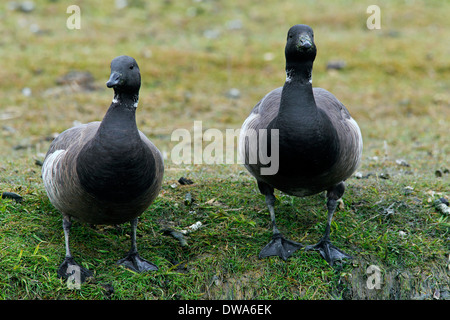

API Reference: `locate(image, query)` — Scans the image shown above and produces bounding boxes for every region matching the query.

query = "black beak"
[106,72,121,88]
[298,36,312,49]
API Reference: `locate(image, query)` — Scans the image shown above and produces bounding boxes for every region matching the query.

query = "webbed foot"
[117,252,158,272]
[57,256,93,284]
[259,233,303,261]
[305,238,352,266]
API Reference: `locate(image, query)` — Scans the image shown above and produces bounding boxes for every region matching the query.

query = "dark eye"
[289,34,293,39]
[130,65,134,70]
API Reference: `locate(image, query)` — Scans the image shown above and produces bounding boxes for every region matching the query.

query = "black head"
[106,55,141,94]
[285,24,316,62]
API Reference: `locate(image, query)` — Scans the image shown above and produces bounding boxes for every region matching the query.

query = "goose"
[239,25,363,266]
[42,55,164,282]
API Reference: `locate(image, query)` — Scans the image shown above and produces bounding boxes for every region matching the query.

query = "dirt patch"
[204,269,264,300]
[338,256,450,300]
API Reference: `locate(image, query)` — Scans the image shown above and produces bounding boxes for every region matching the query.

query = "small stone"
[434,199,450,215]
[115,0,128,9]
[396,159,410,167]
[1,192,23,203]
[226,19,243,30]
[403,186,414,195]
[212,275,221,286]
[162,229,188,247]
[326,60,346,70]
[203,29,220,39]
[56,71,95,90]
[21,1,35,12]
[184,192,193,206]
[2,125,16,134]
[439,197,449,206]
[263,52,275,61]
[385,30,401,38]
[29,23,40,34]
[379,172,390,179]
[11,1,35,13]
[226,88,240,99]
[101,283,115,299]
[398,98,411,106]
[433,288,440,300]
[186,221,202,233]
[186,7,197,17]
[22,87,32,97]
[178,177,193,185]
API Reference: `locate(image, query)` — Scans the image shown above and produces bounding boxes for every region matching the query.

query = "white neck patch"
[112,96,138,108]
[286,70,292,83]
[285,72,312,84]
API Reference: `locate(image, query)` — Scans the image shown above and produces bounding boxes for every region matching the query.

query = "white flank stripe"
[42,149,66,200]
[347,117,363,168]
[238,112,260,164]
[348,117,363,151]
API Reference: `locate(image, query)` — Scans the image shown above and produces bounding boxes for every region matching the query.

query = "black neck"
[285,60,313,85]
[276,60,317,125]
[97,91,139,139]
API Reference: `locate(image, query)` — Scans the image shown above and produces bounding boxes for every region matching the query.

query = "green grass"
[1,0,449,300]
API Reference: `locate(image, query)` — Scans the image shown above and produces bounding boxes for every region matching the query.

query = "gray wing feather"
[44,122,100,158]
[313,88,363,180]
